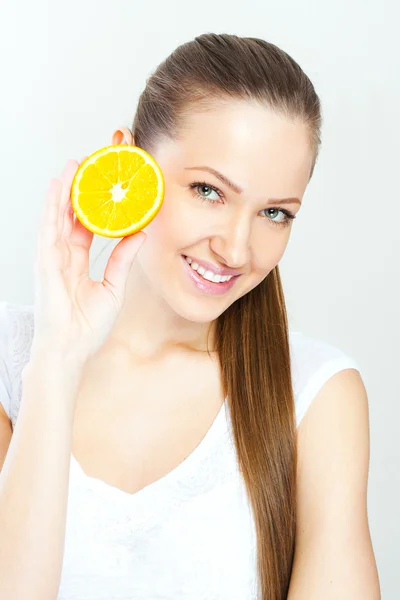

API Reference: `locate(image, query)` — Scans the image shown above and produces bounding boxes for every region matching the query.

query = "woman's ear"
[111,126,135,146]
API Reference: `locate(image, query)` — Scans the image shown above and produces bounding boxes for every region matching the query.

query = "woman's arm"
[287,368,381,600]
[0,352,84,600]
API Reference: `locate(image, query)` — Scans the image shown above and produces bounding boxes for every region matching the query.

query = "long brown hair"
[132,33,322,600]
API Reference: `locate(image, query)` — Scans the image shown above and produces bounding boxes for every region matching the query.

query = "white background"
[0,0,398,597]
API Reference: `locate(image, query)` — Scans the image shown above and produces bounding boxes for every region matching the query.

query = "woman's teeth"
[184,256,233,283]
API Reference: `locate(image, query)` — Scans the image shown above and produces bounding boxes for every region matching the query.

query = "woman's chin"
[176,303,225,324]
[164,293,230,325]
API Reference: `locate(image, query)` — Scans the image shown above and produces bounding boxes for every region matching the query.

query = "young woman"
[0,33,380,600]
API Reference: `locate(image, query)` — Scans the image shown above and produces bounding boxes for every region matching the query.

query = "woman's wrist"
[28,339,89,373]
[23,346,87,394]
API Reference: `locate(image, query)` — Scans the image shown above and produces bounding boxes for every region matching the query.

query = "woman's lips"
[183,254,243,278]
[181,255,240,296]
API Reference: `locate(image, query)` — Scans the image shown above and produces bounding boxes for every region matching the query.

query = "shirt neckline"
[70,395,229,506]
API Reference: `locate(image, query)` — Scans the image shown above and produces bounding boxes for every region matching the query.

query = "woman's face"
[134,100,314,324]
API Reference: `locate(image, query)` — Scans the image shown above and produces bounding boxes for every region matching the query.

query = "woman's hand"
[31,158,146,364]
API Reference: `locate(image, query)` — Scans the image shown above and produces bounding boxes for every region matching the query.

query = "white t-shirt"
[0,301,361,600]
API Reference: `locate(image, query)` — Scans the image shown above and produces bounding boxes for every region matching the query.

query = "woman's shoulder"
[0,301,35,423]
[0,300,35,354]
[288,329,361,427]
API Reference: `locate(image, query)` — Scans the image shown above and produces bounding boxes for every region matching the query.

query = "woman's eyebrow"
[184,165,301,205]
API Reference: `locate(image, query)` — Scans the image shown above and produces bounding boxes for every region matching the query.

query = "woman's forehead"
[155,103,313,195]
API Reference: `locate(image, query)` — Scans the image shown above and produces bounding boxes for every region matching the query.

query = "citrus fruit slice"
[71,145,164,238]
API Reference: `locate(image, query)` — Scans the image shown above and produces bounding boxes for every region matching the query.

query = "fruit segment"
[71,145,164,238]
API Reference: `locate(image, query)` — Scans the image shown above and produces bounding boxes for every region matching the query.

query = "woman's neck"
[106,260,216,359]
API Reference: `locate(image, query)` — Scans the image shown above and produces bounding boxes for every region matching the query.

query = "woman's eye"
[263,208,284,221]
[189,182,223,203]
[260,207,296,228]
[189,182,295,228]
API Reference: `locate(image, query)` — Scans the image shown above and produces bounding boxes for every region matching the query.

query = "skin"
[108,100,313,356]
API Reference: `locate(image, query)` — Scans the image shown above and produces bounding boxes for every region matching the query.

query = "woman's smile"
[181,254,241,295]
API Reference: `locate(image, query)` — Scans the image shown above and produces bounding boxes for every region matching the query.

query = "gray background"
[0,1,398,597]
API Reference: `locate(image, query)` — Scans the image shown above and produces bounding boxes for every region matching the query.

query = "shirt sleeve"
[290,332,361,428]
[0,302,12,418]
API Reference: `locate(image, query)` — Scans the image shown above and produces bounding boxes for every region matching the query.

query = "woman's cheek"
[256,238,288,273]
[153,199,208,247]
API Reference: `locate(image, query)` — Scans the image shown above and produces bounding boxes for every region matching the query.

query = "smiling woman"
[0,32,379,600]
[127,99,313,330]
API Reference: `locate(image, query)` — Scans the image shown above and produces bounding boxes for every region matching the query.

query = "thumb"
[103,232,146,298]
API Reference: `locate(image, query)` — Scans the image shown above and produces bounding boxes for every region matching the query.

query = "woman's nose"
[209,215,252,269]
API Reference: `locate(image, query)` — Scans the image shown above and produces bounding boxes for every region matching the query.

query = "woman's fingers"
[40,178,63,251]
[60,156,88,241]
[58,160,79,238]
[69,212,94,249]
[68,217,95,280]
[60,160,80,241]
[35,178,64,281]
[103,232,146,300]
[68,157,94,275]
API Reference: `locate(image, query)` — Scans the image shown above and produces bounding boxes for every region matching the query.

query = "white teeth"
[184,256,233,283]
[203,270,216,282]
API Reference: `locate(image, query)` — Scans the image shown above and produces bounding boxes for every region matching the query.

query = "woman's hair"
[132,33,322,600]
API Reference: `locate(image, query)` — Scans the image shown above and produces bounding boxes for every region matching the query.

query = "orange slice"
[71,145,164,238]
